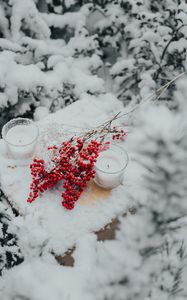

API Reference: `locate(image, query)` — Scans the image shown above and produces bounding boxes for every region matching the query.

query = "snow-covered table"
[0,94,136,257]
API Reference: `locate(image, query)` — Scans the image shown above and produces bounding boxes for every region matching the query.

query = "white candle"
[3,120,38,159]
[94,146,128,189]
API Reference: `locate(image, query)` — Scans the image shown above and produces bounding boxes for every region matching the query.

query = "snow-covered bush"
[89,105,187,300]
[82,0,187,107]
[0,189,23,276]
[0,0,104,128]
[1,0,187,129]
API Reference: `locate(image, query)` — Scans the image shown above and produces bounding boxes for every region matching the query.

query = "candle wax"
[95,154,122,173]
[94,150,124,189]
[6,125,37,146]
[5,124,38,159]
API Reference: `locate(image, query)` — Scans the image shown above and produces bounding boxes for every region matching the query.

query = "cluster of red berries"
[27,138,102,210]
[112,128,127,141]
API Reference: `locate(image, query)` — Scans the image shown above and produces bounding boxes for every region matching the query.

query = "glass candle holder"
[2,118,39,159]
[94,144,129,189]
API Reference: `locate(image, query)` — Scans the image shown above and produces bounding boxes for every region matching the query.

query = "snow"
[0,49,104,107]
[110,58,135,76]
[0,235,98,300]
[1,98,187,300]
[34,106,49,121]
[0,38,22,52]
[1,1,187,298]
[21,37,67,58]
[139,72,156,99]
[40,5,89,29]
[0,94,146,299]
[11,0,50,42]
[0,95,141,252]
[0,92,8,107]
[0,6,9,38]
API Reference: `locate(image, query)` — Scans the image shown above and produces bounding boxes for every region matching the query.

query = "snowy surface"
[0,1,187,299]
[0,95,145,299]
[0,98,186,300]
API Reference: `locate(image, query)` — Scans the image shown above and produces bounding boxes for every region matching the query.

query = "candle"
[2,118,39,159]
[94,145,128,189]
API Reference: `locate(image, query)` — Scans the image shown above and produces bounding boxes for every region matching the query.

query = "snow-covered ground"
[0,95,187,300]
[0,1,187,299]
[0,94,146,300]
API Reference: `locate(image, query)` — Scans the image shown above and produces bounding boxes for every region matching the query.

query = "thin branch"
[113,71,186,121]
[160,24,187,63]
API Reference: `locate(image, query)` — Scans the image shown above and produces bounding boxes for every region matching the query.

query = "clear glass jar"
[2,118,39,159]
[94,143,129,189]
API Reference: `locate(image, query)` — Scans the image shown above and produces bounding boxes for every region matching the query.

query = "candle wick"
[107,164,110,168]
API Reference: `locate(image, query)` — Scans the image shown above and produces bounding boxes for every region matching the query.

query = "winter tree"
[0,0,104,128]
[89,105,187,300]
[1,0,187,129]
[0,189,23,276]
